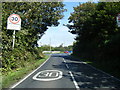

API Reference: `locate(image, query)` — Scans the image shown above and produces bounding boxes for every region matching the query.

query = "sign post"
[117,13,120,27]
[7,14,21,49]
[12,30,16,49]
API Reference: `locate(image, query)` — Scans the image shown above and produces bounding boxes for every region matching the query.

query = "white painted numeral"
[38,72,59,77]
[33,70,63,81]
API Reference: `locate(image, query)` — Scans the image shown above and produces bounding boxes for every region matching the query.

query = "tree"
[67,2,120,78]
[67,2,97,58]
[2,2,66,71]
[67,2,120,59]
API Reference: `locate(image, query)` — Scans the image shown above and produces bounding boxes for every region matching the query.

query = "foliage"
[2,55,49,88]
[39,44,73,52]
[67,2,120,78]
[53,45,73,51]
[2,2,66,72]
[68,2,97,58]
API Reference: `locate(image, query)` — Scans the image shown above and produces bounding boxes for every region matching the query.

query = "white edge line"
[11,54,51,88]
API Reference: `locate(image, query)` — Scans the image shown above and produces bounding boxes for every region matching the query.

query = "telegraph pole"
[50,38,51,53]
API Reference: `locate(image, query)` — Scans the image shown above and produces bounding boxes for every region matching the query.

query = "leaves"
[2,2,66,72]
[67,2,120,61]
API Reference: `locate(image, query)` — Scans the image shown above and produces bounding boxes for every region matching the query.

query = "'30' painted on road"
[32,70,63,81]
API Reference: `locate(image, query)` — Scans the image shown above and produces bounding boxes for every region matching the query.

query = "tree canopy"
[2,2,66,71]
[67,2,120,78]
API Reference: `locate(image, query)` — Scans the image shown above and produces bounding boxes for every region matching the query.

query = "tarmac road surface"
[10,53,120,90]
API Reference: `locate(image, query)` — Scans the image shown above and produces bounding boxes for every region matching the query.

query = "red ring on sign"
[9,14,20,24]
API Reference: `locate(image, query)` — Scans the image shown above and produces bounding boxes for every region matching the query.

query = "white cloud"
[38,26,76,47]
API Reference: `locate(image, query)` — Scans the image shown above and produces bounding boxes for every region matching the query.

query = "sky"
[38,1,98,47]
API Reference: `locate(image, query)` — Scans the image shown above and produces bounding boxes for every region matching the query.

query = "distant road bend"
[11,53,120,90]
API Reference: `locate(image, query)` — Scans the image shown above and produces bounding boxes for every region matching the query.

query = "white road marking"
[65,64,69,69]
[63,58,69,69]
[69,71,80,90]
[32,70,63,81]
[63,58,66,63]
[63,58,80,90]
[48,72,53,77]
[11,54,51,88]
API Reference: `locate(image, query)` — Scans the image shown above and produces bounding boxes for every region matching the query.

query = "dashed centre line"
[66,64,69,69]
[62,58,80,90]
[69,71,80,89]
[63,58,66,63]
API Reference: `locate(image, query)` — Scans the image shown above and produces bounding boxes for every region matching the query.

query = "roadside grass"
[2,55,49,88]
[72,55,120,80]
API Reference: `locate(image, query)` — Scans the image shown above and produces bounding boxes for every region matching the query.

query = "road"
[11,53,120,90]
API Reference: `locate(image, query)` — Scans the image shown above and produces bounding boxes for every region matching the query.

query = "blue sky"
[38,1,98,47]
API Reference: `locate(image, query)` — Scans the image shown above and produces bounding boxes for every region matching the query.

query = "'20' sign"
[9,14,20,24]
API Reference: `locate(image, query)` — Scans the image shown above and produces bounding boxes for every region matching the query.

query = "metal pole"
[12,30,16,49]
[50,38,51,53]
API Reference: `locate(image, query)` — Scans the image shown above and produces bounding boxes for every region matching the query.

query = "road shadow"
[52,54,120,90]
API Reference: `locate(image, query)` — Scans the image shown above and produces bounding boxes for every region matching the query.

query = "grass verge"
[2,55,49,88]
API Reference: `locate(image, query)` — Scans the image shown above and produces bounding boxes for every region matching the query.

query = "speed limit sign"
[7,14,21,49]
[9,14,20,24]
[7,14,21,30]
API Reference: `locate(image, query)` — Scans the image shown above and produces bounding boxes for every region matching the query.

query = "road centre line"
[63,58,66,63]
[11,54,52,88]
[62,58,69,68]
[65,64,69,69]
[69,71,80,90]
[62,58,80,90]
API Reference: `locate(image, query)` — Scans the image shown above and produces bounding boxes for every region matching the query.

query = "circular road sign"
[9,14,21,24]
